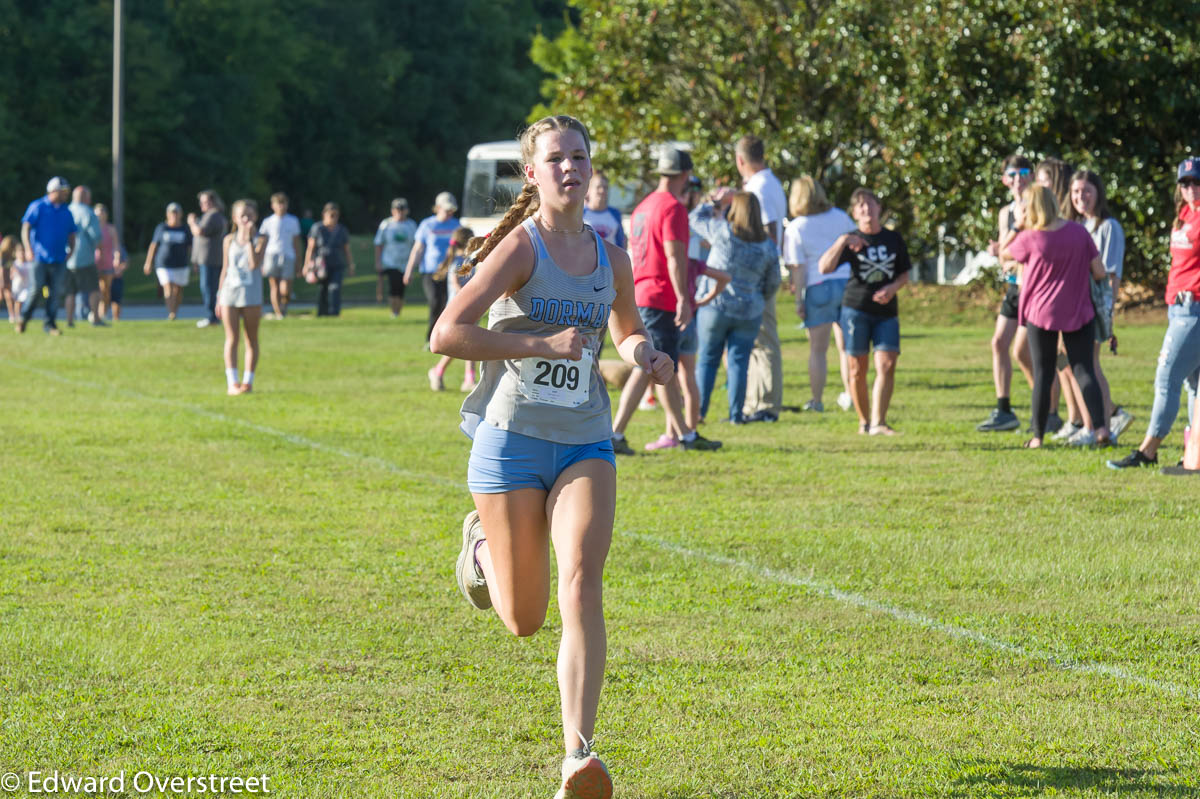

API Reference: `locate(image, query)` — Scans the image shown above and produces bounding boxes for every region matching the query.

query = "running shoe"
[681,433,722,451]
[1109,407,1134,439]
[554,738,612,799]
[611,436,635,456]
[455,510,491,610]
[637,395,657,411]
[1051,420,1082,441]
[428,368,444,391]
[1067,427,1096,447]
[976,408,1020,432]
[802,399,824,412]
[643,433,678,451]
[745,410,778,423]
[1106,449,1157,470]
[836,392,853,411]
[460,376,477,393]
[1044,412,1065,434]
[1160,465,1200,476]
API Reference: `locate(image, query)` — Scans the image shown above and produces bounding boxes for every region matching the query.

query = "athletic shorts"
[110,276,125,304]
[384,269,406,299]
[156,266,189,287]
[637,305,680,367]
[998,282,1020,320]
[467,421,615,494]
[804,278,847,327]
[840,306,900,356]
[678,318,698,356]
[262,252,295,280]
[65,265,100,295]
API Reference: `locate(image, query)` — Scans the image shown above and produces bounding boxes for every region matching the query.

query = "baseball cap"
[656,148,694,176]
[46,176,70,193]
[391,197,409,210]
[166,202,183,213]
[434,191,458,211]
[1178,158,1200,182]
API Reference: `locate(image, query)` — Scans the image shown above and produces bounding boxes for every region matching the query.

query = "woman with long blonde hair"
[1001,184,1109,448]
[217,199,266,395]
[431,115,676,799]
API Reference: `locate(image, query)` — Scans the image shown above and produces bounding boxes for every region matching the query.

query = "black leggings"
[423,274,448,342]
[1026,321,1105,438]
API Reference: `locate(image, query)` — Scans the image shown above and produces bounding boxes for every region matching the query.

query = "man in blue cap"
[18,177,77,335]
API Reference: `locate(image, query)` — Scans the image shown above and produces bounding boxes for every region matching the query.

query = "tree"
[532,0,1200,285]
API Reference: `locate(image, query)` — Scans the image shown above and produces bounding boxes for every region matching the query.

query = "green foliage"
[532,0,1200,285]
[0,0,566,249]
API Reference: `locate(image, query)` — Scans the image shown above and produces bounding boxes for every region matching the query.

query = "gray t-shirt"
[460,219,617,445]
[192,210,228,268]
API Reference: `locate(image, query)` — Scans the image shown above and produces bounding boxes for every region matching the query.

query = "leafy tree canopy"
[532,0,1200,284]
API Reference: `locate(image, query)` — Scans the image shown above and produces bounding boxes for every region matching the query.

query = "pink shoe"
[643,433,679,451]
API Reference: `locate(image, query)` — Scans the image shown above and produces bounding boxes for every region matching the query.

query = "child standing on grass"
[1,235,17,323]
[427,227,477,392]
[431,115,675,799]
[217,200,266,395]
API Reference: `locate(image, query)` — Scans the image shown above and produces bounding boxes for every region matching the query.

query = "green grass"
[2,291,1198,798]
[120,236,406,307]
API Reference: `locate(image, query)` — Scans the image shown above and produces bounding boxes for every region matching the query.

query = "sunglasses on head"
[1181,178,1200,188]
[1005,168,1031,178]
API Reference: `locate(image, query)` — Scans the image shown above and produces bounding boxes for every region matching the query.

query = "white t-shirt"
[259,213,301,258]
[784,208,857,286]
[374,217,419,269]
[743,167,787,244]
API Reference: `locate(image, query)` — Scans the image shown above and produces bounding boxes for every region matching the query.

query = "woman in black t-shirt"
[819,188,911,435]
[302,202,355,316]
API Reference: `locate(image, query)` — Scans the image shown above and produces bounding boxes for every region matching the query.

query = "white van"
[459,140,683,239]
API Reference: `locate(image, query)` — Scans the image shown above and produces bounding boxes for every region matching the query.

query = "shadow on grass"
[951,762,1200,797]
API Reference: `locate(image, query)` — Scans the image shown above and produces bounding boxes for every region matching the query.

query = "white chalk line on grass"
[10,359,1196,702]
[2,359,461,489]
[627,533,1199,702]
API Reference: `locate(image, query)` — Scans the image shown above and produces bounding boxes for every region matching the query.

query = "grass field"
[2,290,1198,798]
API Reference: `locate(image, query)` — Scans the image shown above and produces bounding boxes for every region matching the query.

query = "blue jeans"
[318,266,344,316]
[20,260,66,329]
[1147,303,1200,439]
[695,306,762,422]
[198,263,221,321]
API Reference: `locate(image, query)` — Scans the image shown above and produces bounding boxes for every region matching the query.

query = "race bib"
[518,350,592,408]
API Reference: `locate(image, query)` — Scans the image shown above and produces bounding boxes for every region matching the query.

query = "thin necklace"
[537,213,584,235]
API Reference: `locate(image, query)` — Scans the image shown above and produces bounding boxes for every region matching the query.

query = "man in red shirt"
[611,149,721,453]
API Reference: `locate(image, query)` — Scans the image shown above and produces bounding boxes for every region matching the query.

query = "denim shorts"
[678,318,698,355]
[638,305,680,366]
[804,278,847,327]
[467,421,616,494]
[840,306,900,356]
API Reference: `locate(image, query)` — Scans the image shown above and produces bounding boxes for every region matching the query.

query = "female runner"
[430,115,673,799]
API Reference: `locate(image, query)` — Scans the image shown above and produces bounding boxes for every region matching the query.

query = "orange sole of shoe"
[561,762,612,799]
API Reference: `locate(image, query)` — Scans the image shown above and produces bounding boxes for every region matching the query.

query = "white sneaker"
[196,318,211,329]
[554,737,611,799]
[1052,421,1082,441]
[460,376,477,393]
[1067,427,1096,447]
[836,392,853,411]
[454,511,491,610]
[428,368,444,391]
[1109,407,1134,439]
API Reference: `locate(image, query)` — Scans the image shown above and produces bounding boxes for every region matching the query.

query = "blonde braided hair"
[464,114,592,268]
